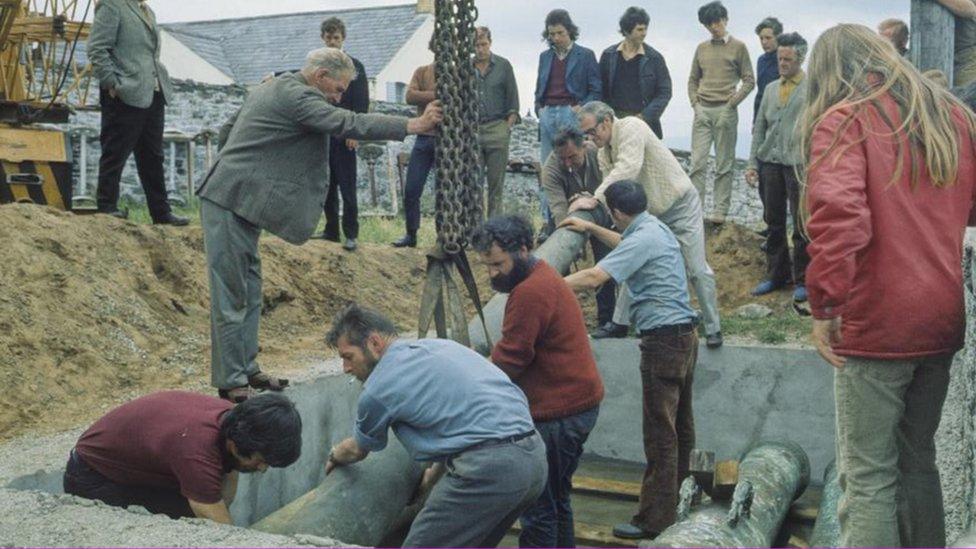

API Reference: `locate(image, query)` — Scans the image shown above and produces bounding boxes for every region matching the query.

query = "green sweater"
[748,77,808,169]
[687,35,755,107]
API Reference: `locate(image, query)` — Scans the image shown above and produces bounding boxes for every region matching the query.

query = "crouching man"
[473,214,604,547]
[562,180,698,540]
[324,304,547,548]
[64,391,302,523]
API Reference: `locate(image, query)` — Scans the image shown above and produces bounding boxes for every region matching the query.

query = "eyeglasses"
[581,125,598,137]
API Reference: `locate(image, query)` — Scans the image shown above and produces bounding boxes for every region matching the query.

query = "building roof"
[161,3,429,84]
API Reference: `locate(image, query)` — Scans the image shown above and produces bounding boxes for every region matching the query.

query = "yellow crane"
[0,0,92,209]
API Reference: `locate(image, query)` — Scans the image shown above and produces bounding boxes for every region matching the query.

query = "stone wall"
[60,79,763,227]
[936,231,976,543]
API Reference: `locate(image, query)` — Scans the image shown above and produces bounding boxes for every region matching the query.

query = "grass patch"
[720,311,811,344]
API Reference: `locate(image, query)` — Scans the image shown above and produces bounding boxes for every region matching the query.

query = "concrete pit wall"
[1,369,417,546]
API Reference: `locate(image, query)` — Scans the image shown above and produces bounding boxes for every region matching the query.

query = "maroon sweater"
[491,260,604,421]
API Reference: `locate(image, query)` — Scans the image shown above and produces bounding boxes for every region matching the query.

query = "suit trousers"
[324,138,359,240]
[403,433,548,548]
[688,104,738,218]
[479,119,511,218]
[96,89,172,221]
[613,190,721,336]
[633,327,697,533]
[201,198,262,390]
[403,135,436,235]
[759,162,809,285]
[834,354,952,547]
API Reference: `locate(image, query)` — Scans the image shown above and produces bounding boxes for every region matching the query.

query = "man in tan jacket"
[574,101,722,348]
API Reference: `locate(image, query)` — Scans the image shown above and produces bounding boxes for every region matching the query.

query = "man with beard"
[198,47,441,402]
[472,215,604,547]
[324,304,547,548]
[563,180,698,540]
[63,392,302,524]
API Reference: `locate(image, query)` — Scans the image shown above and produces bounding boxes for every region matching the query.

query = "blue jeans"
[538,105,580,228]
[518,406,600,547]
[403,135,436,235]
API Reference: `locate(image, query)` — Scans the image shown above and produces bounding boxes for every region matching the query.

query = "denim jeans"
[403,135,436,235]
[834,354,952,547]
[538,106,579,227]
[518,406,600,547]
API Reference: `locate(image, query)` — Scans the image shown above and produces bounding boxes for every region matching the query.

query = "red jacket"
[491,260,604,421]
[806,95,976,359]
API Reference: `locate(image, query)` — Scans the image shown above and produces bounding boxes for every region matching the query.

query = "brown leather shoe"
[218,386,254,403]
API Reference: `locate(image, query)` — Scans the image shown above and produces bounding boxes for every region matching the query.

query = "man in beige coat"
[197,48,441,402]
[573,101,722,348]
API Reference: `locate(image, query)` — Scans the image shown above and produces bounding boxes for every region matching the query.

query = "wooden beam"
[572,475,641,500]
[911,0,955,85]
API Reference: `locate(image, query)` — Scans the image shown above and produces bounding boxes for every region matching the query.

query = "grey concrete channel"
[0,342,846,547]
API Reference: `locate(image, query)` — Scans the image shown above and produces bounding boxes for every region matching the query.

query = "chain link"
[433,0,481,254]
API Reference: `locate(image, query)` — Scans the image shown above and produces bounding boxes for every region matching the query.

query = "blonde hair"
[799,24,976,217]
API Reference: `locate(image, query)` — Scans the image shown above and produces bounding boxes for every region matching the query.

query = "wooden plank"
[910,0,955,85]
[509,520,640,548]
[572,475,641,500]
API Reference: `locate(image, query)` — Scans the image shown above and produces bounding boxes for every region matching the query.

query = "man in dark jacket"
[599,6,672,139]
[317,17,370,251]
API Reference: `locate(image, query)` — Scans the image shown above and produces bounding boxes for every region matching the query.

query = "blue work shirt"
[597,212,697,332]
[353,338,536,461]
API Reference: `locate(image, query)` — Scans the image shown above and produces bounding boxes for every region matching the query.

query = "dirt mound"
[0,204,433,440]
[0,204,780,441]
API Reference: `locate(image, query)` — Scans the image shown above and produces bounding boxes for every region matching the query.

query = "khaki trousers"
[479,119,511,218]
[688,104,738,218]
[834,354,952,547]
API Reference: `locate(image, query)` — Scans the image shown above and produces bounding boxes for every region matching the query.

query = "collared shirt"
[597,212,697,332]
[475,53,520,123]
[554,41,574,60]
[353,339,535,461]
[711,33,731,45]
[616,40,646,58]
[779,71,804,106]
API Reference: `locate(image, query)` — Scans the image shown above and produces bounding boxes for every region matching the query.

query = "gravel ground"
[0,489,347,547]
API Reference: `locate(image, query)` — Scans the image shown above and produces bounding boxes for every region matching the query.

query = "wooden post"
[911,0,955,86]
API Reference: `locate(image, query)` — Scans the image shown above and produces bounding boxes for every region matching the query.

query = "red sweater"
[491,260,604,420]
[805,95,976,359]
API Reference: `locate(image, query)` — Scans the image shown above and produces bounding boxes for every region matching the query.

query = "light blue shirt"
[597,212,697,331]
[354,339,535,461]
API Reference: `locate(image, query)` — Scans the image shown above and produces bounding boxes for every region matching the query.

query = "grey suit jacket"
[197,72,409,245]
[87,0,174,108]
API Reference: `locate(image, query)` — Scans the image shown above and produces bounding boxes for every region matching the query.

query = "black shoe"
[613,523,657,540]
[100,208,128,219]
[592,322,627,339]
[343,238,358,251]
[154,213,189,226]
[313,232,341,242]
[706,331,723,349]
[392,234,417,248]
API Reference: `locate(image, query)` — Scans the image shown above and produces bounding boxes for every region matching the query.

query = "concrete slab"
[585,340,837,481]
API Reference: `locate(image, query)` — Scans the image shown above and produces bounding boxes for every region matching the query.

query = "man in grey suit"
[87,0,187,225]
[197,47,442,402]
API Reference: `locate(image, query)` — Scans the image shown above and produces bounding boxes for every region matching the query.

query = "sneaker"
[613,523,657,540]
[343,238,358,251]
[706,331,723,349]
[392,234,417,248]
[793,284,808,302]
[751,279,785,296]
[591,322,627,339]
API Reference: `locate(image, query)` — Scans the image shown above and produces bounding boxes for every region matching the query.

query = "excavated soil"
[0,204,778,441]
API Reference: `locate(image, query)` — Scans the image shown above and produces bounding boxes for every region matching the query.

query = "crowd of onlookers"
[73,0,976,547]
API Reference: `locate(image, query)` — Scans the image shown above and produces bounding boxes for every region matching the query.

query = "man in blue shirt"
[562,180,698,540]
[323,304,547,547]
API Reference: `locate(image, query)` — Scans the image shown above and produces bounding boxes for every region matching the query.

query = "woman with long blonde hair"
[801,23,976,547]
